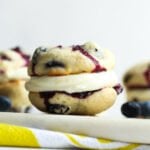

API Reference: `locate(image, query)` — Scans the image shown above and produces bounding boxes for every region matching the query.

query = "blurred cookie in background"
[0,47,32,112]
[121,61,150,118]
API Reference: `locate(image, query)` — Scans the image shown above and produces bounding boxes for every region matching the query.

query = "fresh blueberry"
[121,101,141,118]
[0,96,11,111]
[140,101,150,117]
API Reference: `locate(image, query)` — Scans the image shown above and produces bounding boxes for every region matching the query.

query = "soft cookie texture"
[26,42,122,115]
[123,61,150,101]
[0,47,31,112]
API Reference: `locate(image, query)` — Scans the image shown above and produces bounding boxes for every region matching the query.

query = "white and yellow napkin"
[0,123,149,149]
[0,113,150,149]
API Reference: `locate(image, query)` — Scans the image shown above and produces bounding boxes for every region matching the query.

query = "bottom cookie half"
[29,87,117,115]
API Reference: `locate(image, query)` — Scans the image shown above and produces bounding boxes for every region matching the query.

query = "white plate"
[0,113,149,144]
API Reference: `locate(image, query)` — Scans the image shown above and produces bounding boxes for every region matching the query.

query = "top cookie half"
[28,42,115,76]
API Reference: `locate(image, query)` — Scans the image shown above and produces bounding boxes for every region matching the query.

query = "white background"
[0,0,150,116]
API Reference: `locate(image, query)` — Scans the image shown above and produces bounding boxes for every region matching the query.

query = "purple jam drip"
[12,47,30,67]
[40,92,55,110]
[113,84,123,95]
[72,45,106,72]
[0,54,11,61]
[40,92,55,111]
[144,66,150,84]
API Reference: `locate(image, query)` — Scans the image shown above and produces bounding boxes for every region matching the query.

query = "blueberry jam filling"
[40,84,122,112]
[39,90,98,103]
[40,92,70,114]
[12,47,30,66]
[0,54,11,61]
[45,60,65,68]
[72,45,106,72]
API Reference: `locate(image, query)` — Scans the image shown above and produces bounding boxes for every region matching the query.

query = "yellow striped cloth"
[0,123,149,150]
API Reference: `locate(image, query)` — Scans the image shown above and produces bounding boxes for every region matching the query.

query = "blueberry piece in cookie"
[47,104,70,114]
[45,60,65,68]
[0,54,11,61]
[32,47,47,64]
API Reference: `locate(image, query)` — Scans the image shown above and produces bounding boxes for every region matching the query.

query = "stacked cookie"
[121,61,150,118]
[0,47,31,112]
[26,42,122,115]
